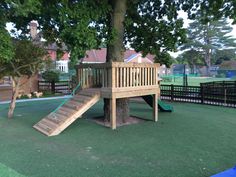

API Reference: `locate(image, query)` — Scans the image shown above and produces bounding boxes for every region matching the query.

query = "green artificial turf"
[161,77,233,86]
[0,99,236,177]
[0,163,25,177]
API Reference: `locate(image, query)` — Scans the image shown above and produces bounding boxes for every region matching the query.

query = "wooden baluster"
[137,67,139,86]
[116,67,119,88]
[153,67,156,85]
[102,69,105,87]
[139,67,141,86]
[130,68,133,87]
[145,68,147,86]
[124,67,126,87]
[127,67,130,87]
[132,68,136,86]
[121,67,122,87]
[150,68,153,85]
[142,67,145,86]
[105,68,107,87]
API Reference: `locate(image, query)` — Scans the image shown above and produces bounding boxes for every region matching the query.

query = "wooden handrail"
[76,62,160,69]
[76,62,160,89]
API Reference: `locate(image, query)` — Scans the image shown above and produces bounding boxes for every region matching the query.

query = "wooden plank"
[120,68,123,87]
[123,67,126,87]
[57,107,74,117]
[34,122,52,134]
[139,67,141,86]
[142,67,145,86]
[47,114,66,124]
[64,102,81,110]
[33,124,51,136]
[116,67,119,88]
[40,119,58,129]
[136,68,139,86]
[150,68,153,85]
[153,68,156,85]
[73,95,91,102]
[144,68,148,86]
[104,68,107,87]
[127,67,130,87]
[130,68,133,87]
[112,67,115,88]
[132,68,135,87]
[59,106,76,115]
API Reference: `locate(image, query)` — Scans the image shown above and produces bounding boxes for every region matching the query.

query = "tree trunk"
[8,77,20,118]
[204,48,211,76]
[104,0,129,123]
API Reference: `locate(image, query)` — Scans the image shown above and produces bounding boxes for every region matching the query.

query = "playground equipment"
[34,62,161,136]
[211,166,236,177]
[141,95,173,112]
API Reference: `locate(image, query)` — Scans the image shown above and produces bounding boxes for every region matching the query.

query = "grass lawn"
[0,99,236,177]
[161,76,234,86]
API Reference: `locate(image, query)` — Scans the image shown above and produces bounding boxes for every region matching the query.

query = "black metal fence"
[38,81,72,94]
[161,81,236,108]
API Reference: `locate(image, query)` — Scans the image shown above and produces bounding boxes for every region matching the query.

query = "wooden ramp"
[33,89,101,136]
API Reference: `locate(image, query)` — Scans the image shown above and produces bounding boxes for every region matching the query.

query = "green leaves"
[1,40,47,78]
[0,28,13,63]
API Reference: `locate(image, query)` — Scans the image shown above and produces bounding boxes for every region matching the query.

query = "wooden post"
[153,93,158,122]
[110,97,116,129]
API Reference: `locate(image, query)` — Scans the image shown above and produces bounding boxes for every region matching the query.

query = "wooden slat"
[124,67,126,87]
[116,67,119,88]
[150,68,153,85]
[130,68,133,87]
[132,68,135,87]
[127,67,130,87]
[64,102,81,110]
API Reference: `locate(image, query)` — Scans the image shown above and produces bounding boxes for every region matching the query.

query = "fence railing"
[161,81,236,108]
[38,80,72,94]
[76,62,160,89]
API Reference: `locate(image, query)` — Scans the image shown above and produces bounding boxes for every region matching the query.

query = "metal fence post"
[171,84,174,101]
[200,83,204,104]
[51,81,55,94]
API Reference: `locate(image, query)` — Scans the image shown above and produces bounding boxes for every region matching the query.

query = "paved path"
[0,95,72,105]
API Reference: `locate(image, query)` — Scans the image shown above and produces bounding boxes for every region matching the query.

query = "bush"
[42,70,60,82]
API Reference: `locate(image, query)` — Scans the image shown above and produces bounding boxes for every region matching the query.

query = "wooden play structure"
[34,62,160,136]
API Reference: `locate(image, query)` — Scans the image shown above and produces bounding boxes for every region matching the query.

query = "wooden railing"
[76,62,160,89]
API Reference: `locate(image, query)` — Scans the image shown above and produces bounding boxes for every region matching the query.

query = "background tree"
[212,49,236,65]
[180,16,236,75]
[1,40,47,118]
[176,49,204,74]
[155,51,174,68]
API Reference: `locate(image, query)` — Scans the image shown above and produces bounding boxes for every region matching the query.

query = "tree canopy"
[1,0,236,64]
[179,15,236,74]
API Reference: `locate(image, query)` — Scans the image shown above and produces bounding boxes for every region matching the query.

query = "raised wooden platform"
[34,62,160,136]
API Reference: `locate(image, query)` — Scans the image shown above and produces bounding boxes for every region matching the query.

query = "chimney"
[30,21,37,40]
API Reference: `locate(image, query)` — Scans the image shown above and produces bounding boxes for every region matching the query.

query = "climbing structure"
[33,89,101,136]
[34,62,160,136]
